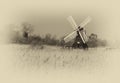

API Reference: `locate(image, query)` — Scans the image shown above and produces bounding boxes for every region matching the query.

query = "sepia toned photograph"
[0,0,120,83]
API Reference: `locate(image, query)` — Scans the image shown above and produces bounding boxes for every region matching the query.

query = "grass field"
[0,44,120,83]
[1,44,110,71]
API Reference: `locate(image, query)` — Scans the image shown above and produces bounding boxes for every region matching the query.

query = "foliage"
[87,33,107,47]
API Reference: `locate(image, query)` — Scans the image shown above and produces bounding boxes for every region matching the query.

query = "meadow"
[7,44,110,72]
[1,44,120,83]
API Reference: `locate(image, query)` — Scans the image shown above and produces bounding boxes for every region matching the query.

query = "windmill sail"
[80,30,88,42]
[67,16,78,30]
[64,31,77,43]
[79,16,92,28]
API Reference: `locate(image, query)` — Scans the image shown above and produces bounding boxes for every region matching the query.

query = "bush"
[87,33,107,47]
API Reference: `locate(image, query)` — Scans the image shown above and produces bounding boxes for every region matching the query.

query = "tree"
[87,33,107,47]
[21,22,34,39]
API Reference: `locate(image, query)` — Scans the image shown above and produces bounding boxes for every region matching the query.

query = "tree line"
[9,22,107,48]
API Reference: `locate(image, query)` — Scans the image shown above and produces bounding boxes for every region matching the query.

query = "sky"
[0,0,120,46]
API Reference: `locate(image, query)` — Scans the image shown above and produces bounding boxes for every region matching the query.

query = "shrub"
[87,33,107,47]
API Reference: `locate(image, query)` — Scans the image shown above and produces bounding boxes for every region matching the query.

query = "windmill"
[64,16,92,49]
